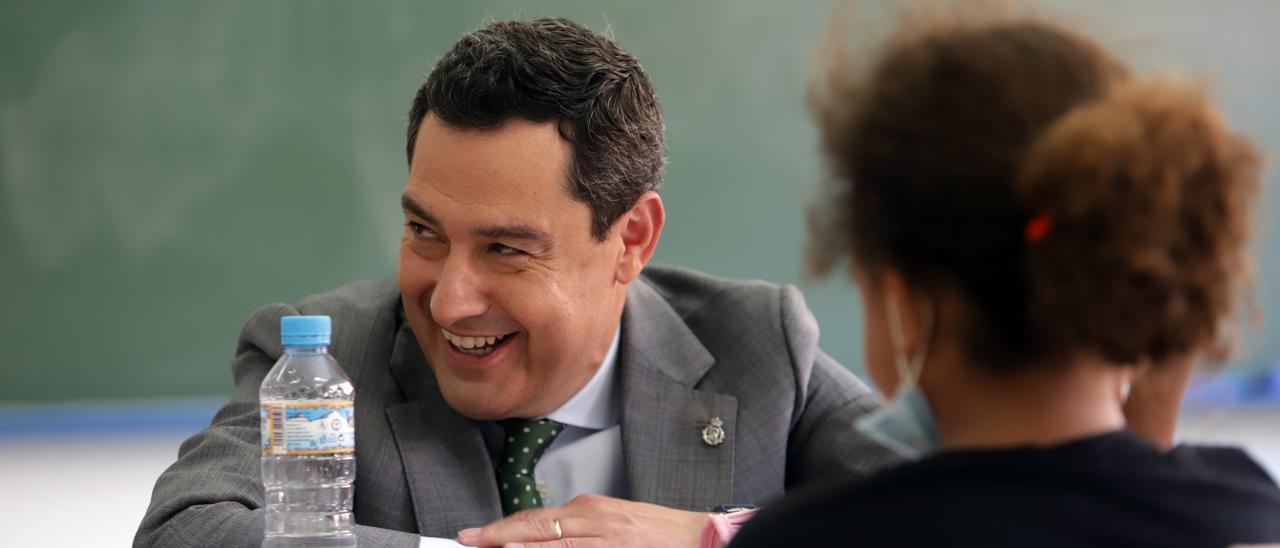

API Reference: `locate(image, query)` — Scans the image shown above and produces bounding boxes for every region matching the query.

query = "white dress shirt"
[422,329,625,547]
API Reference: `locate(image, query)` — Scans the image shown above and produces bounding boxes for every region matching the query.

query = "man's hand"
[455,494,707,548]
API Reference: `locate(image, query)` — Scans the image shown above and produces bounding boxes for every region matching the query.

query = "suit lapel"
[619,279,739,511]
[385,318,502,537]
[382,278,740,526]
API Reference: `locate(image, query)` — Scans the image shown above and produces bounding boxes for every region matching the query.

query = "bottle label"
[260,401,355,455]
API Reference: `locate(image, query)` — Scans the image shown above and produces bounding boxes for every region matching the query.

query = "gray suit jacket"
[135,265,901,547]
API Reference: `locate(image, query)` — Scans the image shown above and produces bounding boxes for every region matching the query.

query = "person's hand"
[1123,355,1197,450]
[455,494,707,548]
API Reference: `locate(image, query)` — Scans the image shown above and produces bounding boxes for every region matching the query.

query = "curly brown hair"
[808,6,1261,371]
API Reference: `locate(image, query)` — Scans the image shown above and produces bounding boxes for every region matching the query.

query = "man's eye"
[406,221,436,239]
[489,243,526,257]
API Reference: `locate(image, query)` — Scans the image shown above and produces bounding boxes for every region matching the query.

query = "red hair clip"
[1024,212,1053,244]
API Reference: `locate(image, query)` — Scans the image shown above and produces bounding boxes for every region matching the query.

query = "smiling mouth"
[441,328,516,356]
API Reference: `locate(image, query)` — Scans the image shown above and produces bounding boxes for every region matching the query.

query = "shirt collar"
[545,326,621,431]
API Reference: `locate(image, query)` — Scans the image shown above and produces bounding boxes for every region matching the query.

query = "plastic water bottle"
[260,315,357,547]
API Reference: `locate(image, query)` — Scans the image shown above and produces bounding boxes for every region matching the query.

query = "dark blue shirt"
[733,430,1280,548]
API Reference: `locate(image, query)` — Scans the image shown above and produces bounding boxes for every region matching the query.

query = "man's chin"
[435,384,515,421]
[427,362,516,418]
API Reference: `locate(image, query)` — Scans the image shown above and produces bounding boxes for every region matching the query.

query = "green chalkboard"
[2,0,1278,402]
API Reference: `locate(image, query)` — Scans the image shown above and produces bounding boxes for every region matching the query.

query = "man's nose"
[430,256,490,327]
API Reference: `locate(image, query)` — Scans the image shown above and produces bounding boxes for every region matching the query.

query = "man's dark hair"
[406,17,665,240]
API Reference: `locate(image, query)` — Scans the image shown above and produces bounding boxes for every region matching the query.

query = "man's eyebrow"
[474,224,553,246]
[400,194,440,226]
[402,193,552,247]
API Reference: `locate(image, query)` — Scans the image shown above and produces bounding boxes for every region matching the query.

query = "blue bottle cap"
[281,315,331,347]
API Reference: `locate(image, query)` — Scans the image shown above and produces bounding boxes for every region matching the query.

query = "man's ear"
[613,192,665,285]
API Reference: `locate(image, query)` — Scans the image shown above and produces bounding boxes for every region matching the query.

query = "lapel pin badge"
[701,417,726,447]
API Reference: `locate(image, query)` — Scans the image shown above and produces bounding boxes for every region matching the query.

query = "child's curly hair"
[808,5,1261,371]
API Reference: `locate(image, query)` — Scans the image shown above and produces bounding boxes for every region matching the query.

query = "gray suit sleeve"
[134,304,420,548]
[777,285,906,487]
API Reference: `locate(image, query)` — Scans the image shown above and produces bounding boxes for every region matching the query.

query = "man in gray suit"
[137,17,900,548]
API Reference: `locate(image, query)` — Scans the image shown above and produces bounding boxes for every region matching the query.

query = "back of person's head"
[405,17,666,241]
[809,6,1261,373]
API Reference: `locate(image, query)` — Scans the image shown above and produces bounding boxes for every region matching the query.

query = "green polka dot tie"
[496,418,565,515]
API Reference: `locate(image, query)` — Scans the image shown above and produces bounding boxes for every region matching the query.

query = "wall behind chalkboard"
[2,0,1276,402]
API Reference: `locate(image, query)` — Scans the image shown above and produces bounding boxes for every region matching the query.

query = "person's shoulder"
[637,264,847,385]
[1170,443,1280,488]
[730,473,915,547]
[1164,442,1280,527]
[642,264,819,357]
[638,264,813,337]
[732,445,1103,548]
[738,437,1280,547]
[639,264,782,312]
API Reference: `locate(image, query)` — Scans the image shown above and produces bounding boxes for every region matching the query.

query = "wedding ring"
[553,518,563,540]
